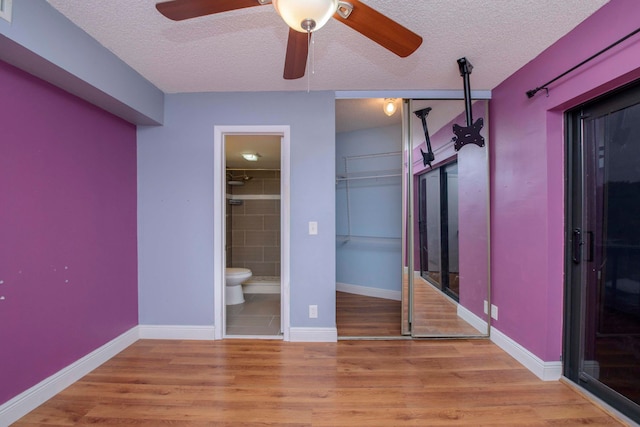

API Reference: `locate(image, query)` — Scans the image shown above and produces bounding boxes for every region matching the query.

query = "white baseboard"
[490,327,562,381]
[0,327,138,426]
[289,327,337,342]
[3,322,314,425]
[336,282,401,301]
[138,324,216,340]
[457,304,489,334]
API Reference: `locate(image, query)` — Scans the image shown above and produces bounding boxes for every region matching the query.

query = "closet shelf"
[336,234,401,244]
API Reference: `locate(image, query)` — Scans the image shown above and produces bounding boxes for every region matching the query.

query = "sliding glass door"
[418,161,459,301]
[566,81,640,422]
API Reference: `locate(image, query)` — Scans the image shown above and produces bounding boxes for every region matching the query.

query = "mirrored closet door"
[335,97,490,339]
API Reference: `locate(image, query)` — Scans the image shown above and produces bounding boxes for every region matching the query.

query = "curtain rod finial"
[526,88,539,98]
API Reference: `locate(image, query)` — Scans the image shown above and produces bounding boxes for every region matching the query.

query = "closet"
[335,98,491,338]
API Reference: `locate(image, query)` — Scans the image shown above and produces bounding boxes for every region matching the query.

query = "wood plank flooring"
[336,291,401,337]
[14,339,625,426]
[410,275,484,336]
[337,275,484,338]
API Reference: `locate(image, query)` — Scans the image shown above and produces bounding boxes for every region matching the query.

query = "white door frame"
[213,125,291,340]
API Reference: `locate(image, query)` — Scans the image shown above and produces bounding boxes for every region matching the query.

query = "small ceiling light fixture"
[383,98,397,117]
[242,153,260,162]
[273,0,339,33]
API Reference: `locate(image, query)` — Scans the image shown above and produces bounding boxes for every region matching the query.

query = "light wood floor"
[410,275,484,336]
[15,339,624,426]
[337,275,484,338]
[336,291,401,337]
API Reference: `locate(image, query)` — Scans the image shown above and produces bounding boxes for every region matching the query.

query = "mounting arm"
[453,57,484,151]
[414,107,435,168]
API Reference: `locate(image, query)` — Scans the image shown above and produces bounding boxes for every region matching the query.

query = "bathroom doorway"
[213,126,290,340]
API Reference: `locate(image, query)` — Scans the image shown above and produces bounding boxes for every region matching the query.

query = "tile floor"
[226,293,281,336]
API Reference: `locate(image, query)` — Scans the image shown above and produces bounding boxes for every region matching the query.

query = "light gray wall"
[335,124,402,291]
[137,91,336,328]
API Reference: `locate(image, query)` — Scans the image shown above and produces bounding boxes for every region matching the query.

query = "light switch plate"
[309,221,318,235]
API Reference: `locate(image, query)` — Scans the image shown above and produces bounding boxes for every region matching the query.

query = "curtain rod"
[526,27,640,99]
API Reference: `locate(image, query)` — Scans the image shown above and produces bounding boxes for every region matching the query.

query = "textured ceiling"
[46,0,609,94]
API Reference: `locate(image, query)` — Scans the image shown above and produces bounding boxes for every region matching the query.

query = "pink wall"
[412,101,489,320]
[0,60,138,404]
[490,0,640,361]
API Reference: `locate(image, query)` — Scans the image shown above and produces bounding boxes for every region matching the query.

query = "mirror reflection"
[406,99,489,337]
[335,98,490,338]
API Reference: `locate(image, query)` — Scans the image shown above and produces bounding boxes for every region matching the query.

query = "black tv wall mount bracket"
[453,57,485,151]
[414,107,434,168]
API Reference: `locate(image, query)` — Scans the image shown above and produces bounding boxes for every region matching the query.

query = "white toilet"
[225,268,252,305]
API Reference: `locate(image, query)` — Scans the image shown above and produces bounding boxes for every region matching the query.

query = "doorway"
[213,126,290,340]
[565,81,640,421]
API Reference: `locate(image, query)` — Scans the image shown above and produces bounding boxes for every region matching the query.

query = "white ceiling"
[46,0,608,95]
[334,97,473,134]
[43,0,609,147]
[225,134,281,169]
[336,98,402,133]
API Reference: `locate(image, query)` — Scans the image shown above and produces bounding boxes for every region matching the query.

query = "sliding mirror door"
[403,99,490,337]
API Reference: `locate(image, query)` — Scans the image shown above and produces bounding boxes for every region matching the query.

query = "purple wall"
[490,0,640,361]
[412,102,489,320]
[0,60,138,404]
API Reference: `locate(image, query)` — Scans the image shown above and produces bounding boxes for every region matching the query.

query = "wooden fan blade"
[333,0,422,57]
[156,0,266,21]
[283,29,310,80]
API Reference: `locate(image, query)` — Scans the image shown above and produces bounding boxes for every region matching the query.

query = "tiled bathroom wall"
[227,170,281,276]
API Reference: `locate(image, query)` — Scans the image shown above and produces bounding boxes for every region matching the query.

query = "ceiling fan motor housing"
[273,0,339,33]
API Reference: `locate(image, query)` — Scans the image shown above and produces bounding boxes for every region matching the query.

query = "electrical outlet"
[491,304,498,320]
[309,304,318,318]
[483,300,488,314]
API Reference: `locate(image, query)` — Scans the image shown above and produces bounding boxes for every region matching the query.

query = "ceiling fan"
[155,0,423,80]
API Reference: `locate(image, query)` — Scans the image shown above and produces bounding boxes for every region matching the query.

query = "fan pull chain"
[311,34,315,75]
[307,29,311,93]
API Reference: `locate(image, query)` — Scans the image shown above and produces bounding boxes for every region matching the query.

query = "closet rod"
[336,173,401,182]
[343,151,401,160]
[337,234,400,240]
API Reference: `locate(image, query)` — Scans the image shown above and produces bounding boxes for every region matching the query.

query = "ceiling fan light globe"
[273,0,338,33]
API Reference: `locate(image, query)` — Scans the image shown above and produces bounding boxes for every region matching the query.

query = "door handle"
[572,228,583,264]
